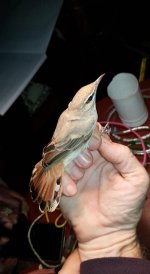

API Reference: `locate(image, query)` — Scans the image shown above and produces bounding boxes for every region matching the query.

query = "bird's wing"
[30,133,92,213]
[42,131,92,166]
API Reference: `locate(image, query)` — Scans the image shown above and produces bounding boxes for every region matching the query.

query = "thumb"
[99,135,147,179]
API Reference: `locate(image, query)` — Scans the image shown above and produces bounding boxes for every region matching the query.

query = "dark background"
[0,0,150,194]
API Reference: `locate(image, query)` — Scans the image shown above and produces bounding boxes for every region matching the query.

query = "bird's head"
[68,74,105,112]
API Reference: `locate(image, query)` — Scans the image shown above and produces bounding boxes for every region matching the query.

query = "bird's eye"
[86,93,94,104]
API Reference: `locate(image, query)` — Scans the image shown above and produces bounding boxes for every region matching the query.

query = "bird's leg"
[94,121,111,139]
[101,122,111,135]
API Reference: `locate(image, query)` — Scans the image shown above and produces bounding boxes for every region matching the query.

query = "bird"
[29,74,104,213]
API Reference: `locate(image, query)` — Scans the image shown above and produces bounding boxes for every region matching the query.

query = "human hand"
[60,134,150,263]
[137,186,150,258]
[0,184,28,245]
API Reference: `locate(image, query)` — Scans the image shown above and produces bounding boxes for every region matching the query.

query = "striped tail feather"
[30,160,64,212]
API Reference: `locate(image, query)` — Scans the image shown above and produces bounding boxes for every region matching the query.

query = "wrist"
[78,230,143,261]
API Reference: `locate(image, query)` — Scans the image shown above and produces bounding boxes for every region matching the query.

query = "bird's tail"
[29,160,64,212]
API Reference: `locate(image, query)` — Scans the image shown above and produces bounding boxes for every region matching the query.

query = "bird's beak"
[95,73,105,87]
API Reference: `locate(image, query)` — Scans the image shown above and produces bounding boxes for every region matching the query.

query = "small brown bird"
[30,74,104,213]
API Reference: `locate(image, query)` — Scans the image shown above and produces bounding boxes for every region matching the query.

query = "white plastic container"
[107,73,148,127]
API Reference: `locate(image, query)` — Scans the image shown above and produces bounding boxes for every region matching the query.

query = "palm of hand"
[61,147,149,243]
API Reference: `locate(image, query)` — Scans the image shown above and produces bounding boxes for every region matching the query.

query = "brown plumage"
[30,74,104,213]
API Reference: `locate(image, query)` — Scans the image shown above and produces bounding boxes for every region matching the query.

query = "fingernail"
[76,150,92,166]
[89,134,101,150]
[66,184,77,196]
